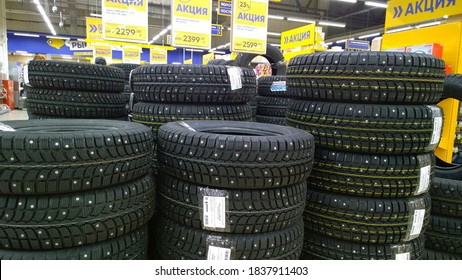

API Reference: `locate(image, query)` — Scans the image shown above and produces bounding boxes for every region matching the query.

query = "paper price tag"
[203,196,226,229]
[416,165,431,195]
[270,81,287,92]
[207,245,231,260]
[395,252,411,260]
[410,209,425,237]
[0,122,16,132]
[227,67,242,90]
[427,106,443,145]
[23,64,30,86]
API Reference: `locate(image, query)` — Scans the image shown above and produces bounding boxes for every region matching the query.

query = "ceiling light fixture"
[336,39,347,43]
[33,0,57,35]
[319,21,346,28]
[325,42,333,45]
[148,25,172,44]
[13,33,40,37]
[209,51,226,54]
[416,21,442,28]
[336,0,357,3]
[46,35,71,40]
[365,1,388,8]
[358,32,381,39]
[267,32,281,36]
[268,15,284,20]
[287,17,316,23]
[90,13,102,17]
[386,26,412,33]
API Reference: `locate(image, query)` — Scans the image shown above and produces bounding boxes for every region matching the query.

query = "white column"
[0,0,9,80]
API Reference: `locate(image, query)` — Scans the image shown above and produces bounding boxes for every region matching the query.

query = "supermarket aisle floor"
[0,110,28,121]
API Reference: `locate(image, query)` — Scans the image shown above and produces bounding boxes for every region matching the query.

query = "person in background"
[95,57,107,65]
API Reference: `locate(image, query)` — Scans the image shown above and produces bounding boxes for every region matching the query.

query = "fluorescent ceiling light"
[271,43,281,47]
[14,33,40,37]
[185,49,204,52]
[287,17,315,23]
[416,21,442,28]
[172,62,182,64]
[443,15,449,19]
[15,51,28,54]
[319,21,346,28]
[358,32,381,39]
[209,51,226,54]
[325,42,333,45]
[336,0,357,3]
[267,32,281,36]
[386,26,412,33]
[89,13,102,17]
[336,39,347,43]
[77,38,86,42]
[61,55,73,59]
[268,15,284,20]
[149,25,172,44]
[209,48,217,52]
[34,0,57,36]
[18,53,34,56]
[365,1,388,8]
[47,36,71,40]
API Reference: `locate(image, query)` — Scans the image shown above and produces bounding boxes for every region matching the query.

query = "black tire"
[425,214,462,253]
[155,216,304,260]
[256,96,290,117]
[235,44,287,76]
[287,100,443,154]
[26,60,126,92]
[301,230,425,260]
[26,88,128,118]
[255,115,287,126]
[304,189,431,244]
[26,112,128,121]
[0,119,152,194]
[424,248,462,260]
[110,63,140,81]
[0,226,148,260]
[287,52,445,104]
[435,158,462,181]
[132,102,252,140]
[258,76,287,97]
[131,65,256,104]
[157,121,314,189]
[309,149,435,198]
[207,59,226,65]
[0,175,155,250]
[430,177,462,217]
[443,74,462,100]
[158,173,306,234]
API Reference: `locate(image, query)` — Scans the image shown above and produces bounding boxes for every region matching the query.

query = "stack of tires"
[425,74,462,260]
[154,121,315,260]
[0,119,155,259]
[25,60,128,120]
[287,52,446,260]
[111,63,141,111]
[256,76,289,125]
[130,64,255,170]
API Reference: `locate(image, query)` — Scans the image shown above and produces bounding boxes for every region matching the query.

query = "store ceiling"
[5,0,387,47]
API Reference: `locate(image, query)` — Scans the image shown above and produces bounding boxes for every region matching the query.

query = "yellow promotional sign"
[385,0,462,29]
[93,44,112,64]
[184,59,193,65]
[123,47,141,64]
[150,47,168,64]
[171,0,212,49]
[231,0,269,54]
[280,24,316,51]
[86,17,103,41]
[74,51,93,56]
[102,0,148,43]
[202,53,215,64]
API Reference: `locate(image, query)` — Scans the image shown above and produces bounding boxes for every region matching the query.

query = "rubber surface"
[304,189,431,243]
[0,175,155,250]
[430,177,462,217]
[158,173,306,234]
[425,214,462,253]
[27,60,126,92]
[255,115,287,126]
[258,76,287,97]
[157,121,315,189]
[308,149,435,198]
[256,97,290,117]
[0,119,152,194]
[110,63,140,81]
[0,226,149,260]
[155,216,304,260]
[423,248,462,260]
[287,100,442,154]
[301,230,425,260]
[287,52,445,104]
[131,65,256,104]
[235,44,287,76]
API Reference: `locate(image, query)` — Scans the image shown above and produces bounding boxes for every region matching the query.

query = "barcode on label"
[395,252,411,260]
[207,245,231,260]
[410,209,425,237]
[202,196,226,229]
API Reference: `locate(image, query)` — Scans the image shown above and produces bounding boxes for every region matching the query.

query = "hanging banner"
[102,0,148,43]
[123,47,141,64]
[281,24,316,51]
[231,0,269,54]
[184,59,193,64]
[93,44,112,64]
[86,17,103,41]
[385,0,462,29]
[150,47,168,64]
[171,0,212,49]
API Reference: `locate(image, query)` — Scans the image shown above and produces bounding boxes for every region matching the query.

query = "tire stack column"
[256,76,290,126]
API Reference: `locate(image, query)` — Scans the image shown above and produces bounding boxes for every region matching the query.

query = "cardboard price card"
[231,0,269,54]
[150,48,168,64]
[102,0,149,43]
[171,0,212,49]
[123,47,141,64]
[93,45,113,64]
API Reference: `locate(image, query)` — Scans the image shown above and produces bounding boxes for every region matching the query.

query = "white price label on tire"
[410,209,425,236]
[207,245,231,260]
[395,252,411,260]
[203,196,226,229]
[416,165,431,195]
[23,64,30,86]
[227,67,242,90]
[426,106,443,145]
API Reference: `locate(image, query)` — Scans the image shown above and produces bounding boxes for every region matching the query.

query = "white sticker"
[410,209,425,237]
[270,81,287,92]
[416,165,431,195]
[0,122,16,131]
[23,64,30,86]
[227,67,242,90]
[203,196,226,229]
[207,245,231,260]
[177,121,196,132]
[427,106,443,145]
[395,252,411,260]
